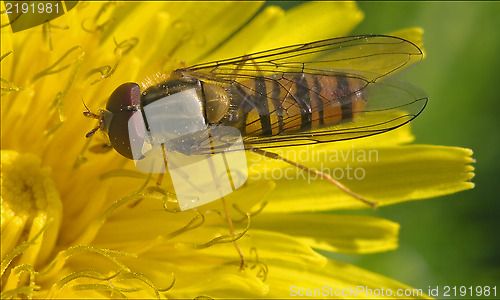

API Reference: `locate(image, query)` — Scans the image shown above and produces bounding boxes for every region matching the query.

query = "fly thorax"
[140,88,207,146]
[202,82,230,124]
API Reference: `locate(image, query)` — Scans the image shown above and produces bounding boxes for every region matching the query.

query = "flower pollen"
[1,150,62,293]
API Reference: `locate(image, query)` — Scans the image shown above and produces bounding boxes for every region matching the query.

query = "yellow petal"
[1,2,15,91]
[1,151,62,266]
[253,214,399,254]
[98,2,264,70]
[1,150,63,295]
[201,5,286,62]
[104,229,326,298]
[266,260,431,298]
[261,145,474,211]
[252,1,364,52]
[389,27,425,56]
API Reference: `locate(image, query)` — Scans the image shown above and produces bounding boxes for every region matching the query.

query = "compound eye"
[106,82,141,159]
[106,82,141,112]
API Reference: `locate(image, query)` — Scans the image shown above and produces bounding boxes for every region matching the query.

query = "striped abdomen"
[232,73,367,137]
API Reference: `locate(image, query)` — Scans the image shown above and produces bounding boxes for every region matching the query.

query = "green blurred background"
[268,1,500,296]
[353,1,500,294]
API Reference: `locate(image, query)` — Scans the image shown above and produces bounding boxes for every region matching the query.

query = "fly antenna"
[82,97,100,119]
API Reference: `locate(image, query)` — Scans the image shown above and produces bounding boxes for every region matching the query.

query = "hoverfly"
[85,35,427,209]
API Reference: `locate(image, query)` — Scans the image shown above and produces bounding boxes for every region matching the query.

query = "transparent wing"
[174,35,427,154]
[184,35,423,82]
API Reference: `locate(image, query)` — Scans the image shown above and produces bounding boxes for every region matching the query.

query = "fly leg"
[154,144,169,190]
[220,195,246,270]
[205,133,246,269]
[249,147,378,209]
[157,137,246,268]
[127,145,169,208]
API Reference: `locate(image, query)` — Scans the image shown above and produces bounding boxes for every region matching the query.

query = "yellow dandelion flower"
[1,1,474,299]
